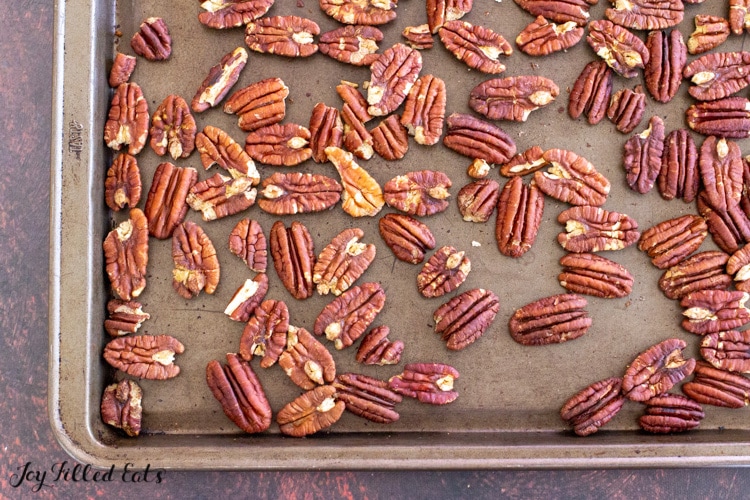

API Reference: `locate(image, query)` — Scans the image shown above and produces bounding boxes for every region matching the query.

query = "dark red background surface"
[2,2,749,498]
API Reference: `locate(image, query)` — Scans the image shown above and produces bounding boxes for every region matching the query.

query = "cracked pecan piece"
[150,95,196,160]
[700,330,750,373]
[622,338,695,401]
[101,379,142,437]
[270,220,315,300]
[195,125,259,182]
[427,0,473,33]
[468,158,493,178]
[378,213,436,264]
[388,363,459,404]
[499,146,546,177]
[229,218,267,272]
[433,288,499,350]
[560,377,625,436]
[495,177,544,257]
[258,172,342,215]
[326,146,384,217]
[533,148,610,206]
[400,74,446,146]
[371,115,408,160]
[730,0,750,34]
[607,85,646,134]
[131,17,171,61]
[245,16,319,57]
[144,162,197,240]
[509,293,591,345]
[341,104,375,160]
[658,129,698,202]
[277,385,345,437]
[103,208,149,301]
[245,123,312,166]
[403,24,434,49]
[279,326,336,390]
[172,221,220,299]
[417,246,471,298]
[605,0,683,30]
[384,170,451,217]
[314,282,386,350]
[644,29,686,103]
[367,43,422,116]
[309,103,344,163]
[356,326,404,365]
[337,80,372,124]
[319,25,383,66]
[688,15,730,55]
[658,251,731,300]
[104,299,150,337]
[587,20,649,79]
[314,228,376,296]
[320,0,398,26]
[514,0,594,26]
[684,51,750,102]
[681,289,750,335]
[568,60,612,124]
[224,273,269,322]
[557,205,639,253]
[728,244,750,292]
[639,394,704,434]
[443,113,516,164]
[104,83,149,155]
[638,215,708,269]
[108,53,136,88]
[223,78,289,132]
[239,299,289,368]
[104,334,185,380]
[333,373,402,423]
[622,115,665,193]
[191,47,248,113]
[198,0,275,29]
[187,173,257,221]
[439,21,512,74]
[458,178,500,223]
[686,97,750,138]
[105,153,141,212]
[516,16,583,56]
[470,75,559,122]
[683,361,750,408]
[558,253,634,298]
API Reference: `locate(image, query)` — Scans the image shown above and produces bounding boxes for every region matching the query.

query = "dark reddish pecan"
[269,221,315,300]
[198,0,274,29]
[560,377,624,436]
[533,148,610,206]
[622,115,665,193]
[245,123,312,166]
[333,373,402,423]
[326,146,384,217]
[699,192,750,254]
[186,173,257,221]
[314,282,386,350]
[639,394,704,434]
[309,103,343,163]
[105,153,141,212]
[104,299,150,337]
[224,274,269,322]
[701,330,750,373]
[206,353,272,434]
[384,170,451,217]
[433,288,499,350]
[143,162,197,240]
[728,244,750,292]
[587,20,649,79]
[457,179,500,223]
[279,326,336,390]
[438,20,512,74]
[638,215,708,269]
[417,246,471,298]
[356,326,404,365]
[367,43,423,116]
[682,360,750,407]
[681,289,750,335]
[103,334,185,380]
[277,385,345,437]
[568,60,613,124]
[229,218,267,272]
[341,104,375,160]
[388,363,460,404]
[684,52,750,102]
[244,16,319,57]
[313,228,376,296]
[514,0,593,26]
[730,0,750,34]
[108,53,136,88]
[658,251,730,300]
[699,136,743,212]
[195,125,259,182]
[191,47,248,113]
[607,85,646,134]
[371,115,408,160]
[400,74,446,146]
[130,17,171,61]
[427,0,473,33]
[469,76,559,122]
[258,172,342,215]
[103,208,149,301]
[172,221,220,299]
[495,177,544,257]
[336,80,372,124]
[558,253,634,298]
[509,293,591,345]
[403,24,434,49]
[443,113,516,164]
[318,25,383,66]
[319,0,398,26]
[658,129,698,202]
[378,213,436,264]
[223,78,289,132]
[605,0,683,30]
[688,15,730,55]
[622,338,695,401]
[686,97,750,138]
[557,205,639,253]
[101,379,142,437]
[239,299,289,368]
[150,95,196,160]
[516,16,583,56]
[104,83,149,155]
[499,146,546,177]
[644,29,686,103]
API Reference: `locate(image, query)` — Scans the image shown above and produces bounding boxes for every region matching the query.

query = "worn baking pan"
[50,0,750,469]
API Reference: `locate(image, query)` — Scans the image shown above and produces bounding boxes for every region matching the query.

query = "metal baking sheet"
[50,0,750,469]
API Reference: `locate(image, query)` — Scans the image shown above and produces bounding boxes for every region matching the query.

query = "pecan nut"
[427,0,473,33]
[108,53,136,88]
[104,299,150,337]
[319,0,398,26]
[728,244,750,292]
[638,215,708,269]
[104,83,149,155]
[684,52,750,102]
[644,29,686,103]
[682,360,750,408]
[105,153,142,212]
[402,24,434,50]
[607,85,646,134]
[605,0,683,30]
[623,115,665,193]
[367,43,423,116]
[318,25,383,66]
[516,16,583,56]
[688,15,730,55]
[223,77,289,132]
[172,221,220,299]
[228,218,267,272]
[223,273,269,322]
[356,326,404,365]
[333,373,402,423]
[195,125,259,182]
[438,20,512,74]
[130,17,171,61]
[245,123,312,166]
[187,173,257,221]
[568,60,612,124]
[469,76,559,122]
[560,377,625,436]
[239,299,289,368]
[309,103,343,163]
[658,251,731,300]
[258,172,342,215]
[326,146,385,217]
[103,334,185,380]
[388,363,459,404]
[269,220,315,300]
[514,0,593,26]
[191,47,248,113]
[101,379,142,437]
[587,20,649,79]
[279,326,336,390]
[468,158,492,178]
[558,253,633,298]
[730,0,750,35]
[103,208,149,301]
[658,129,698,202]
[557,205,639,253]
[509,293,591,345]
[371,115,409,160]
[433,288,499,350]
[245,16,319,57]
[499,145,546,177]
[443,113,516,164]
[700,330,750,373]
[639,394,704,434]
[495,177,544,257]
[699,136,743,213]
[681,289,750,335]
[686,97,750,138]
[314,228,376,296]
[313,282,386,349]
[277,385,345,437]
[417,246,471,298]
[150,95,197,160]
[458,178,500,223]
[378,213,436,264]
[533,148,611,206]
[384,170,452,217]
[337,80,373,124]
[143,162,198,240]
[622,338,695,401]
[341,104,375,160]
[698,190,750,253]
[400,74,446,146]
[198,0,274,29]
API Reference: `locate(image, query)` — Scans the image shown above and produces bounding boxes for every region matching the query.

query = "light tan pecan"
[279,326,336,390]
[244,16,319,57]
[198,0,275,29]
[427,0,473,33]
[728,244,750,292]
[644,29,686,103]
[318,25,383,66]
[684,51,750,102]
[224,273,269,323]
[730,0,750,34]
[495,177,544,257]
[417,246,471,298]
[319,0,398,26]
[101,379,142,437]
[103,335,185,380]
[378,213,436,264]
[172,221,220,299]
[333,373,402,423]
[681,289,750,334]
[384,170,452,217]
[187,173,257,221]
[104,299,150,337]
[516,16,583,56]
[105,153,141,212]
[309,103,344,163]
[639,394,704,434]
[469,75,559,122]
[104,83,149,155]
[195,125,259,182]
[509,293,591,345]
[443,113,516,164]
[688,15,730,55]
[314,228,376,296]
[403,24,434,49]
[498,145,546,177]
[388,363,460,404]
[622,338,695,401]
[587,20,649,78]
[467,158,492,178]
[658,251,731,300]
[700,330,750,373]
[568,59,613,124]
[560,377,624,436]
[457,179,500,223]
[658,129,699,202]
[533,149,611,206]
[229,219,267,273]
[143,162,198,239]
[371,115,408,160]
[277,385,345,437]
[434,288,499,350]
[108,53,136,88]
[605,0,683,30]
[514,0,594,26]
[638,215,708,269]
[103,208,149,301]
[623,115,665,194]
[130,17,171,61]
[326,146,384,217]
[356,326,404,365]
[245,123,312,166]
[191,47,248,112]
[557,205,639,253]
[400,74,446,146]
[314,282,386,349]
[558,253,634,298]
[258,172,342,215]
[223,78,289,132]
[682,360,750,408]
[367,43,423,116]
[150,95,196,160]
[239,299,289,368]
[607,85,646,134]
[269,221,315,300]
[438,20,512,74]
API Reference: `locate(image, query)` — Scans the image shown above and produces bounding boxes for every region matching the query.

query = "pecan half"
[427,0,473,33]
[559,253,633,298]
[319,0,398,26]
[458,179,500,223]
[150,95,196,160]
[333,373,402,423]
[108,53,136,88]
[400,74,446,146]
[187,173,257,221]
[658,251,730,300]
[560,377,625,436]
[688,15,730,55]
[388,363,459,404]
[699,136,743,213]
[605,0,683,30]
[258,172,343,215]
[103,208,149,301]
[700,330,750,373]
[103,334,185,380]
[104,299,150,337]
[104,83,149,155]
[684,52,750,102]
[239,299,289,368]
[516,16,584,56]
[269,221,315,300]
[607,85,646,134]
[277,385,345,437]
[639,394,704,434]
[699,195,748,254]
[469,76,559,122]
[318,25,383,66]
[622,338,695,401]
[326,146,385,217]
[495,177,544,257]
[443,113,516,164]
[682,360,750,407]
[730,0,750,35]
[191,47,248,113]
[557,205,639,253]
[378,213,436,264]
[499,146,546,177]
[143,162,197,239]
[728,244,750,292]
[417,246,471,298]
[101,380,142,437]
[509,293,591,345]
[172,221,220,299]
[644,29,686,103]
[433,288,499,350]
[658,129,698,202]
[229,218,267,272]
[533,148,611,206]
[587,20,649,78]
[314,282,386,349]
[195,126,259,182]
[402,24,434,50]
[367,43,422,116]
[638,215,708,269]
[681,289,750,335]
[279,326,336,390]
[622,115,665,193]
[514,0,593,26]
[356,326,404,365]
[223,78,289,132]
[341,104,375,160]
[438,20,512,74]
[198,0,274,29]
[309,103,344,163]
[105,153,141,212]
[384,170,451,217]
[686,97,750,138]
[245,16,320,57]
[371,115,408,160]
[224,273,269,323]
[568,60,613,124]
[337,80,373,124]
[313,228,376,296]
[245,123,312,166]
[131,17,171,61]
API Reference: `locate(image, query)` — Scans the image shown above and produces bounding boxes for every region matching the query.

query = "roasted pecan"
[269,220,315,300]
[326,146,385,217]
[277,385,345,437]
[730,0,750,35]
[388,363,460,404]
[223,78,289,132]
[245,16,319,57]
[378,213,436,264]
[195,126,259,182]
[514,0,593,26]
[607,85,646,134]
[367,43,422,116]
[658,251,730,300]
[150,95,196,160]
[686,97,750,138]
[279,326,336,390]
[469,76,559,122]
[688,15,730,55]
[568,60,613,124]
[516,16,584,56]
[206,353,272,434]
[587,20,649,79]
[103,334,185,380]
[638,215,708,269]
[439,20,512,74]
[319,25,383,66]
[258,172,342,215]
[172,221,220,299]
[458,179,500,223]
[336,80,373,124]
[560,378,624,436]
[314,228,376,296]
[644,29,686,103]
[130,17,171,61]
[699,192,748,252]
[499,146,546,177]
[443,113,516,164]
[309,103,344,163]
[333,373,402,423]
[558,253,633,298]
[433,288,499,350]
[403,24,434,49]
[495,177,544,257]
[384,170,451,217]
[143,162,197,239]
[468,158,492,178]
[605,0,683,30]
[699,136,743,213]
[728,244,750,292]
[700,330,750,373]
[104,299,150,337]
[191,47,248,113]
[239,299,289,368]
[104,83,149,155]
[639,394,704,434]
[109,53,136,88]
[557,205,639,253]
[427,0,472,33]
[341,104,375,160]
[622,338,695,401]
[533,148,610,206]
[684,51,750,102]
[417,246,471,298]
[187,173,257,221]
[314,282,386,349]
[356,326,404,365]
[198,0,274,29]
[371,115,408,160]
[224,273,269,322]
[105,153,141,212]
[400,74,446,146]
[681,289,750,335]
[103,208,149,301]
[101,379,142,437]
[682,360,750,407]
[319,0,398,26]
[245,123,312,166]
[509,293,591,345]
[622,115,665,193]
[229,218,267,272]
[658,128,698,202]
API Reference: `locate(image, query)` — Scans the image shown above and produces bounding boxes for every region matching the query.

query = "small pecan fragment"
[109,53,136,87]
[314,282,386,349]
[427,0,473,33]
[224,273,269,322]
[195,125,259,182]
[403,24,434,49]
[516,16,584,56]
[623,115,665,193]
[131,17,171,61]
[277,385,345,437]
[279,326,336,390]
[568,60,613,124]
[639,394,704,434]
[607,85,646,134]
[144,162,198,239]
[499,146,546,177]
[682,360,750,407]
[688,15,730,55]
[371,115,408,160]
[559,253,633,298]
[239,299,289,368]
[468,158,492,178]
[378,213,436,264]
[557,205,639,253]
[458,179,500,223]
[172,221,220,299]
[319,25,383,66]
[314,228,376,296]
[245,123,312,166]
[644,29,686,103]
[367,43,423,117]
[258,172,342,215]
[192,47,248,114]
[495,177,544,257]
[533,149,611,206]
[104,299,150,337]
[341,105,375,160]
[245,16,320,57]
[223,78,289,132]
[103,208,149,301]
[587,20,649,78]
[658,251,730,300]
[384,170,452,217]
[439,20,513,74]
[270,221,315,300]
[356,326,404,365]
[334,373,402,423]
[309,103,343,163]
[206,354,272,434]
[658,129,698,202]
[433,288,499,350]
[730,0,750,35]
[509,293,591,345]
[229,219,267,273]
[469,76,559,122]
[622,338,695,401]
[187,173,257,221]
[728,244,750,292]
[104,83,149,155]
[150,95,196,160]
[417,246,471,298]
[560,377,625,436]
[443,113,516,164]
[605,0,683,30]
[638,215,708,269]
[684,52,750,102]
[686,97,750,138]
[400,74,446,146]
[105,153,141,212]
[319,0,398,26]
[701,330,750,373]
[681,290,750,335]
[103,334,185,380]
[388,363,459,404]
[198,0,274,29]
[326,146,385,217]
[514,0,593,26]
[101,379,142,437]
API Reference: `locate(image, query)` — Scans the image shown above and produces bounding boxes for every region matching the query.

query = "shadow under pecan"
[433,288,499,350]
[682,360,750,408]
[378,213,436,264]
[228,218,267,273]
[509,293,591,345]
[700,330,750,373]
[245,16,320,57]
[191,47,248,113]
[313,227,376,296]
[104,334,185,380]
[334,372,402,423]
[224,273,269,323]
[198,0,275,30]
[313,282,386,350]
[639,394,704,434]
[388,363,460,405]
[101,379,142,437]
[279,325,336,390]
[269,220,315,300]
[622,338,695,402]
[103,208,149,301]
[172,221,220,299]
[560,377,624,436]
[417,246,471,298]
[239,299,289,368]
[356,325,404,365]
[105,153,141,212]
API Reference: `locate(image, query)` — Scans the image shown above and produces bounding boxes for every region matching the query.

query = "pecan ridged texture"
[499,146,546,177]
[427,0,473,33]
[108,53,136,88]
[223,77,289,132]
[356,326,404,365]
[276,385,345,437]
[150,94,196,160]
[698,192,750,254]
[104,83,149,155]
[700,330,750,373]
[269,220,315,300]
[568,60,613,124]
[560,377,625,436]
[384,170,452,217]
[388,363,460,405]
[367,43,423,117]
[438,20,512,74]
[400,74,446,146]
[195,125,259,181]
[333,373,402,423]
[533,148,610,206]
[587,20,649,79]
[639,394,704,434]
[228,218,267,273]
[730,0,750,35]
[103,208,149,301]
[186,172,257,221]
[433,288,499,350]
[279,326,336,390]
[516,16,584,56]
[327,146,384,217]
[458,178,500,223]
[644,29,686,103]
[318,25,383,66]
[558,253,634,298]
[607,85,646,134]
[143,162,197,240]
[402,24,434,50]
[198,0,274,29]
[638,215,707,269]
[258,172,342,215]
[131,17,171,61]
[313,228,376,296]
[244,16,320,57]
[443,113,516,164]
[191,47,248,112]
[623,115,665,193]
[245,123,312,167]
[309,103,343,163]
[658,128,698,202]
[371,115,409,161]
[104,299,150,337]
[495,177,544,257]
[509,293,591,345]
[686,97,750,138]
[313,282,386,350]
[239,299,289,368]
[224,273,269,323]
[622,338,695,401]
[103,334,185,380]
[557,205,640,253]
[658,251,731,300]
[681,289,750,335]
[105,153,141,212]
[682,360,750,408]
[319,0,398,26]
[687,15,730,55]
[171,221,220,299]
[728,244,750,292]
[469,76,559,122]
[699,136,743,213]
[605,0,684,31]
[101,379,142,437]
[378,213,436,264]
[514,0,594,26]
[417,246,471,298]
[684,52,750,102]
